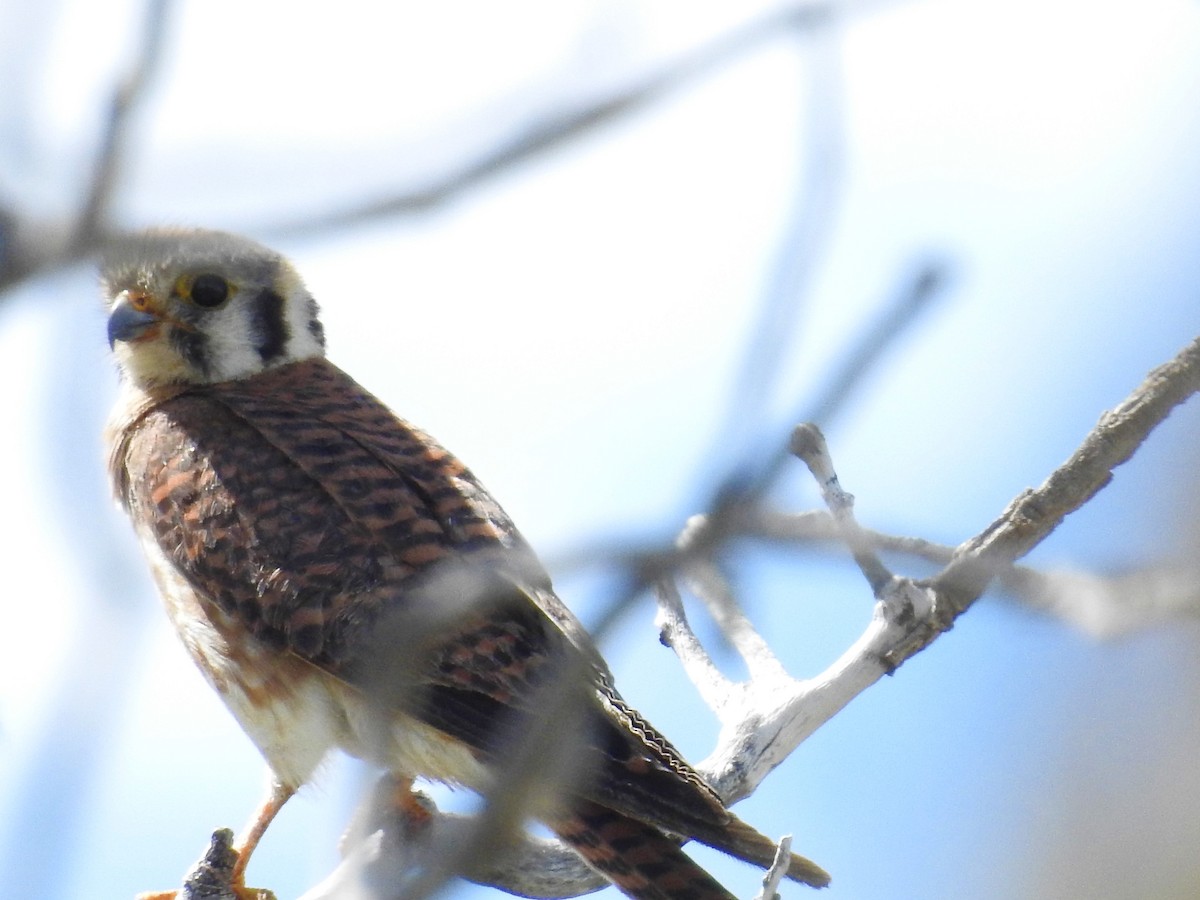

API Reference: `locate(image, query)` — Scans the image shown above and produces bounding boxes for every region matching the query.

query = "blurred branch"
[300,793,605,900]
[0,0,173,293]
[0,213,69,293]
[8,0,821,290]
[547,256,952,601]
[0,0,895,296]
[727,256,952,505]
[1003,562,1200,638]
[69,0,172,254]
[561,257,950,633]
[709,12,845,462]
[797,261,952,430]
[749,508,1200,637]
[270,0,846,236]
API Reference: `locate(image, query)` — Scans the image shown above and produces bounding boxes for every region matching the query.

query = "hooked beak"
[107,291,161,348]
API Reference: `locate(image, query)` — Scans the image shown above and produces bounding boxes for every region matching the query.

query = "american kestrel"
[103,228,829,900]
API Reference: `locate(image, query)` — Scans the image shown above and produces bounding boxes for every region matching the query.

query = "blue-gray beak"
[107,296,160,348]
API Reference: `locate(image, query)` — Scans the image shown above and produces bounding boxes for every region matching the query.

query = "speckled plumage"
[104,228,829,899]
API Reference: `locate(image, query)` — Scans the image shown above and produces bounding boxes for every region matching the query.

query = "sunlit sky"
[2,1,1200,899]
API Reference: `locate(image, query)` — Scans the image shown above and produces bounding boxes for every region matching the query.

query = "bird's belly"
[142,533,486,791]
[145,537,342,788]
[324,678,488,788]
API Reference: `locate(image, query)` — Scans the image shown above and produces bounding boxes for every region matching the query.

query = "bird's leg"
[230,779,296,886]
[339,773,432,857]
[386,774,433,826]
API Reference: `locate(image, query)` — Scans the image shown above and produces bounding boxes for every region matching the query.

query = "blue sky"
[1,1,1199,898]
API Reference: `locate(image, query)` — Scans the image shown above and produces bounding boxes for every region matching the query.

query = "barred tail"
[553,801,738,900]
[552,800,830,900]
[689,814,830,889]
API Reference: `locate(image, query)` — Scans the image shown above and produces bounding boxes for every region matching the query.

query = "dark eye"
[190,274,229,308]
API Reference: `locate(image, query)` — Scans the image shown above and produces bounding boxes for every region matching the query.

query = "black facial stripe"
[250,288,289,363]
[306,298,326,349]
[170,326,210,377]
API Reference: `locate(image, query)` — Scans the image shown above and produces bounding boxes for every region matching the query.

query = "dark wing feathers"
[116,357,829,893]
[220,357,530,559]
[122,389,378,661]
[117,358,622,729]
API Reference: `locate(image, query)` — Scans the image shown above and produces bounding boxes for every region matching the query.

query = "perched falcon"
[103,227,829,900]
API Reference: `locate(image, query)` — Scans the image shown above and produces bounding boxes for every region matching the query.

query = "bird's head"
[102,228,326,388]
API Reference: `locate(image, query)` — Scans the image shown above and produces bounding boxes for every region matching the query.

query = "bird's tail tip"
[782,850,831,889]
[710,816,830,889]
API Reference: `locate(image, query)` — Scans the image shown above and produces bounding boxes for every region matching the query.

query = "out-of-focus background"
[2,1,1199,898]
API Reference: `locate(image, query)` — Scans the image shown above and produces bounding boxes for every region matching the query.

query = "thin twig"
[789,423,893,595]
[750,257,951,493]
[803,260,952,428]
[756,836,795,900]
[654,579,735,712]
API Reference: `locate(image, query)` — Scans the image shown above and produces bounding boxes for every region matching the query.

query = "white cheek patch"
[203,270,325,383]
[284,299,325,361]
[277,268,326,361]
[203,303,272,382]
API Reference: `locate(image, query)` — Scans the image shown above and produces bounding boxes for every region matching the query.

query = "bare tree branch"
[897,332,1200,663]
[356,335,1198,900]
[656,334,1200,811]
[655,578,739,713]
[755,836,795,900]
